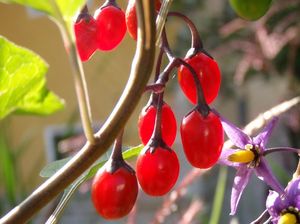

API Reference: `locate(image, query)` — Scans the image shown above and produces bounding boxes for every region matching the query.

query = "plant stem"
[45,176,86,224]
[110,130,124,161]
[208,167,227,224]
[0,1,156,223]
[156,0,173,46]
[50,0,95,144]
[263,147,300,156]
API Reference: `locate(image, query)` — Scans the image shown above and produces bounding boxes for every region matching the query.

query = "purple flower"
[218,116,285,215]
[266,178,300,223]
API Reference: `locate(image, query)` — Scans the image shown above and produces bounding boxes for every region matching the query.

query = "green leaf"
[0,0,85,24]
[44,144,144,224]
[39,157,71,178]
[0,134,17,205]
[85,144,143,180]
[0,36,64,119]
[40,145,144,178]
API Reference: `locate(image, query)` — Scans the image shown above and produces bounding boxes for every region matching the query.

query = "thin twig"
[178,200,203,224]
[49,0,95,144]
[156,0,173,46]
[0,1,156,223]
[250,209,270,224]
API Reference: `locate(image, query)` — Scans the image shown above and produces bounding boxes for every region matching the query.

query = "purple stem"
[167,12,203,54]
[250,209,270,224]
[263,147,300,156]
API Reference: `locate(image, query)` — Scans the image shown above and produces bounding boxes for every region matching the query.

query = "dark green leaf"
[0,36,64,119]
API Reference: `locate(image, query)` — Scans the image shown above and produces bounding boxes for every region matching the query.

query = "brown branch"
[0,1,156,223]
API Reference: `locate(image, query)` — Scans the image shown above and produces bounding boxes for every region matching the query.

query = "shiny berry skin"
[178,52,221,104]
[138,102,177,146]
[94,5,126,51]
[136,147,180,196]
[91,166,138,219]
[180,110,224,168]
[74,15,98,61]
[126,0,161,40]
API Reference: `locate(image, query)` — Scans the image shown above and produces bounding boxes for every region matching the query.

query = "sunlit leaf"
[40,145,143,178]
[0,37,64,119]
[39,157,71,178]
[0,0,85,25]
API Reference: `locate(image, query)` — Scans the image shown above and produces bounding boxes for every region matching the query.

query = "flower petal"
[218,114,251,149]
[230,166,252,215]
[286,178,300,206]
[266,190,287,221]
[253,117,278,148]
[218,148,241,167]
[255,158,284,194]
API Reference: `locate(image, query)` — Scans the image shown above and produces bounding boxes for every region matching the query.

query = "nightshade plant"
[0,0,299,223]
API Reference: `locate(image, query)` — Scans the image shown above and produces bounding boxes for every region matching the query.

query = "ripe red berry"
[91,165,138,219]
[74,14,98,61]
[180,110,224,168]
[136,146,179,196]
[178,52,221,104]
[126,0,161,40]
[94,5,126,51]
[138,102,177,146]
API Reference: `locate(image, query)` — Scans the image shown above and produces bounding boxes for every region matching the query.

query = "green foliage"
[0,36,64,119]
[229,0,272,21]
[85,144,143,179]
[0,0,85,26]
[40,144,143,179]
[0,132,17,206]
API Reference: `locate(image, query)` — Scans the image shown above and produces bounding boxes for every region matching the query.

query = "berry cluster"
[74,0,226,220]
[76,1,300,222]
[74,0,161,61]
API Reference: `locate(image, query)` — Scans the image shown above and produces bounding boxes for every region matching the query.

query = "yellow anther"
[228,150,255,163]
[278,213,297,224]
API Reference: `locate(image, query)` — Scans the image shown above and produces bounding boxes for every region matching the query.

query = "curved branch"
[0,1,156,223]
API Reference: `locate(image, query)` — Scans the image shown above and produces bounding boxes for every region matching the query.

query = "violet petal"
[218,148,241,167]
[230,166,252,215]
[255,158,284,194]
[253,117,278,148]
[219,115,251,149]
[266,190,286,222]
[286,178,300,206]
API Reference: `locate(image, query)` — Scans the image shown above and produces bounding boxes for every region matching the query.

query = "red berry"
[91,166,138,219]
[74,15,98,61]
[138,102,177,146]
[136,146,179,196]
[126,0,161,40]
[178,52,221,104]
[94,5,126,51]
[180,110,224,168]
